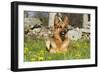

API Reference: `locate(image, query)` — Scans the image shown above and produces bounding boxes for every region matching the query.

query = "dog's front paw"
[49,49,57,53]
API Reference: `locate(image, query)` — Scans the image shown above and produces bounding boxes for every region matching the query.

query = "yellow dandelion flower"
[24,47,29,53]
[40,50,44,55]
[48,57,52,60]
[31,58,36,61]
[38,56,44,61]
[76,44,80,48]
[76,52,81,57]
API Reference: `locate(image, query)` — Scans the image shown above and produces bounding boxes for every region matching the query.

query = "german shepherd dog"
[45,15,70,53]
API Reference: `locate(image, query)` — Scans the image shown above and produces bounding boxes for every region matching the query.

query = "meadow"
[24,36,90,62]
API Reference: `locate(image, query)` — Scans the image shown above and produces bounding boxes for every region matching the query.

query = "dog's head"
[54,16,69,33]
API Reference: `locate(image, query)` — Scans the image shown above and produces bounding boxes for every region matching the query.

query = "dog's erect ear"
[54,16,58,24]
[54,16,62,25]
[63,16,69,25]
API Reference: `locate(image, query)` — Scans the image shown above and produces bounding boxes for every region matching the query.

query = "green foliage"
[24,37,90,62]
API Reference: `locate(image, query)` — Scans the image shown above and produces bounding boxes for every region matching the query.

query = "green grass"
[24,36,90,62]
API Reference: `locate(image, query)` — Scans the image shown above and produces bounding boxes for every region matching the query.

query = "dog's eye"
[60,26,62,28]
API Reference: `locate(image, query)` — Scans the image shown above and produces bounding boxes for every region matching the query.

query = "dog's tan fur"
[46,16,70,53]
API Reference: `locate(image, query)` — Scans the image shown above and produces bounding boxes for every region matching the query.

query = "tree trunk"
[83,14,88,28]
[48,13,56,27]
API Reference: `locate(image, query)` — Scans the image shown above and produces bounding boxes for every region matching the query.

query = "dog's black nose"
[60,31,66,36]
